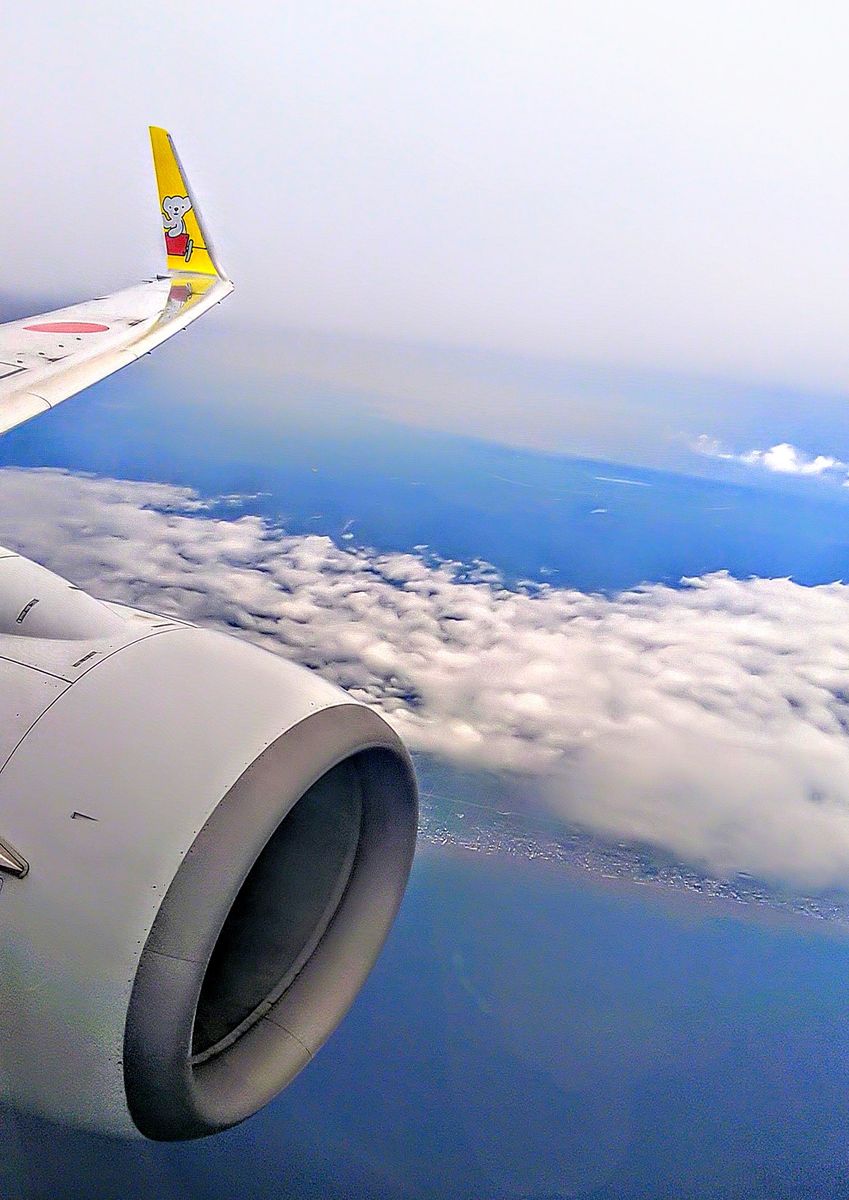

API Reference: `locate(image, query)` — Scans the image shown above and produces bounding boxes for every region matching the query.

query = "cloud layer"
[3,467,849,890]
[692,433,849,481]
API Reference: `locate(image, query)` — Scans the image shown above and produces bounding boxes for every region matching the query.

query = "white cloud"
[742,443,845,476]
[4,467,849,890]
[692,433,848,479]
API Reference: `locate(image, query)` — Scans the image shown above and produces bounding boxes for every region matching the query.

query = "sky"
[5,2,849,398]
[9,9,849,1191]
[5,2,849,894]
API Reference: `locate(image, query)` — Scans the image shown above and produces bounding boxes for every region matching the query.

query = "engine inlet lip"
[123,703,417,1141]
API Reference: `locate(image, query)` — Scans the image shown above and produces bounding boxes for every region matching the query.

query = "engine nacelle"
[0,548,417,1139]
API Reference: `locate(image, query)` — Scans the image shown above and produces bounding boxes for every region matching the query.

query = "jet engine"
[0,548,418,1140]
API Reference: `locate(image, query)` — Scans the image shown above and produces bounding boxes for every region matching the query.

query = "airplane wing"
[0,126,233,437]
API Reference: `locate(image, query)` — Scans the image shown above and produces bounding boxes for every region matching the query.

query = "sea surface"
[3,333,849,1196]
[3,337,849,594]
[5,849,849,1199]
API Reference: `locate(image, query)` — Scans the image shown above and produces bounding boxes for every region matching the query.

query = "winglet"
[149,126,226,280]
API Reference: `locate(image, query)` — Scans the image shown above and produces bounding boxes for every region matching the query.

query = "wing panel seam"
[0,626,180,778]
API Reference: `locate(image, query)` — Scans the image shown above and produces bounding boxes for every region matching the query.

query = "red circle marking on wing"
[23,321,110,334]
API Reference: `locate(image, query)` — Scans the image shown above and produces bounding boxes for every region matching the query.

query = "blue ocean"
[3,328,849,1197]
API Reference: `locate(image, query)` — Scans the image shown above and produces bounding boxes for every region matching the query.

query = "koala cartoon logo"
[162,194,194,261]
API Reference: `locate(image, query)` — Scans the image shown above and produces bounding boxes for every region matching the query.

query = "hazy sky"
[5,2,849,393]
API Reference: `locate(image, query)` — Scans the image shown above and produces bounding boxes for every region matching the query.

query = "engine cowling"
[0,548,418,1140]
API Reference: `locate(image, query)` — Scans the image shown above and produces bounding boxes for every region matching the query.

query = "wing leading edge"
[0,128,233,437]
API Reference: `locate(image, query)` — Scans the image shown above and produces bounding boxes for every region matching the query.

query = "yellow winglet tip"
[148,126,171,155]
[150,126,222,279]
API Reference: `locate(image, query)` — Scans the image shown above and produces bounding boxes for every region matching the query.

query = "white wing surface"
[0,127,232,437]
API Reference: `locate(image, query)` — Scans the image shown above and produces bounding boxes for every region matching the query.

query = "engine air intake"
[124,707,417,1141]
